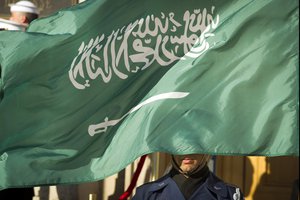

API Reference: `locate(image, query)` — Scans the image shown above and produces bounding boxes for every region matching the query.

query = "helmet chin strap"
[171,155,211,178]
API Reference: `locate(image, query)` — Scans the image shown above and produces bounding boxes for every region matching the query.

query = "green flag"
[0,0,298,189]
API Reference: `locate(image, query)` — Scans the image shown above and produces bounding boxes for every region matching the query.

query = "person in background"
[133,154,244,200]
[0,0,39,31]
[9,0,39,26]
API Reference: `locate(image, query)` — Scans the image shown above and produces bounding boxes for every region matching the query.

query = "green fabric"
[0,0,298,189]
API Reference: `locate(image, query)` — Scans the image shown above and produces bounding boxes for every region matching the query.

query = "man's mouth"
[182,157,194,164]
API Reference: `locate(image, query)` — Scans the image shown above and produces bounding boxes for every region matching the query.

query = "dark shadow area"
[289,179,299,200]
[108,169,125,200]
[40,185,79,200]
[0,187,34,199]
[244,157,254,198]
[253,156,299,200]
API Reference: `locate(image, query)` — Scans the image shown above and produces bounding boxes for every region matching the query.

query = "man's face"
[173,154,207,173]
[10,12,26,24]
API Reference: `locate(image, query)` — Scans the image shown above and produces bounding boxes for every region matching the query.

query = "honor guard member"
[133,154,244,200]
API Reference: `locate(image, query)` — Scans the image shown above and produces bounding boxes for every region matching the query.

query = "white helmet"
[9,1,39,15]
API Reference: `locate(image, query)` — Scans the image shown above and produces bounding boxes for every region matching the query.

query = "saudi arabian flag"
[0,0,298,189]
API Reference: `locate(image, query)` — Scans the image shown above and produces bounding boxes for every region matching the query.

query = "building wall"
[216,156,299,200]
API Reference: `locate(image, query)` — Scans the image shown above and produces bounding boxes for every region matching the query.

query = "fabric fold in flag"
[0,0,298,189]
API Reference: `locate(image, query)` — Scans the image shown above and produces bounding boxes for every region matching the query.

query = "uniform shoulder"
[133,174,173,200]
[224,182,241,190]
[210,172,241,188]
[135,173,171,191]
[207,173,244,200]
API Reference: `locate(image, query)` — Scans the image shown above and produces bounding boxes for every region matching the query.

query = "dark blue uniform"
[133,172,243,200]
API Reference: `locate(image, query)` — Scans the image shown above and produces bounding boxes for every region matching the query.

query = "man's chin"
[181,166,196,173]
